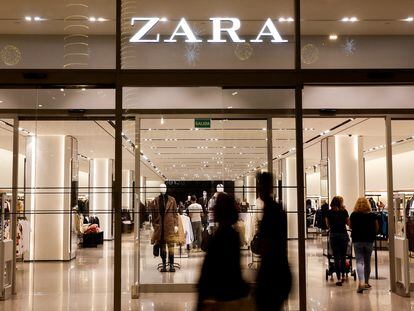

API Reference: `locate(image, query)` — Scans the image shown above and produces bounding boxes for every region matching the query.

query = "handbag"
[250,233,262,255]
[201,228,211,252]
[153,244,160,257]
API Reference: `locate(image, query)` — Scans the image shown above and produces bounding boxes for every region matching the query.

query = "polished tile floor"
[1,233,414,310]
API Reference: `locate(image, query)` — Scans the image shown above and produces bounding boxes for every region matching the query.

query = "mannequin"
[207,184,225,233]
[151,183,179,272]
[198,190,209,228]
[183,195,191,215]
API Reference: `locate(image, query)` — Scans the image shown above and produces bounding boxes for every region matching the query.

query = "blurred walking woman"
[325,196,350,286]
[350,198,379,293]
[197,193,250,310]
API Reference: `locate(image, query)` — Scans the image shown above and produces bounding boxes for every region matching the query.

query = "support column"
[386,117,396,292]
[26,135,77,261]
[90,158,114,240]
[234,179,244,202]
[267,118,273,176]
[122,170,134,210]
[131,116,141,299]
[326,135,365,213]
[282,157,298,239]
[11,117,18,294]
[140,176,146,205]
[245,175,256,206]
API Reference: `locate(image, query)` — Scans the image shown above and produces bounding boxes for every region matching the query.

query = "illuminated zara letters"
[129,17,288,43]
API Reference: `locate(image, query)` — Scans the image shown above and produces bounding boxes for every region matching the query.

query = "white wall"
[90,158,114,240]
[79,171,89,189]
[306,172,320,197]
[0,148,25,190]
[365,150,414,192]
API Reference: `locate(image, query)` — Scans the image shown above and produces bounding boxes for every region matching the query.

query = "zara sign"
[130,17,288,43]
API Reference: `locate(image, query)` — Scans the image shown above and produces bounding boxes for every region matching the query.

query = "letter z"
[130,17,160,43]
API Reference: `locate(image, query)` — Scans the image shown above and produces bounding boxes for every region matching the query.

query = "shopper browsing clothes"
[255,172,291,311]
[197,193,250,310]
[188,195,203,250]
[350,198,379,293]
[325,196,350,286]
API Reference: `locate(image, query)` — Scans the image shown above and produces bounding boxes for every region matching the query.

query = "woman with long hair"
[350,198,379,293]
[325,196,350,286]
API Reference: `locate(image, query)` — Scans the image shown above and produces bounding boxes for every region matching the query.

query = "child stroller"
[324,232,357,281]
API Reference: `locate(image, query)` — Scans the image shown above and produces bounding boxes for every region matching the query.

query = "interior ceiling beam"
[1,69,414,88]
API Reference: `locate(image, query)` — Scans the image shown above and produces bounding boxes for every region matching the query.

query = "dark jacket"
[198,226,249,304]
[255,197,291,311]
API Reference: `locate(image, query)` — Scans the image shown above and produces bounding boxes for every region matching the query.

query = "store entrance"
[122,114,299,309]
[301,116,402,305]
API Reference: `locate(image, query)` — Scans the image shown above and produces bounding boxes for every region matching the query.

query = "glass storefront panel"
[0,89,116,309]
[0,0,115,69]
[121,0,294,69]
[301,0,414,68]
[272,117,299,310]
[303,116,390,308]
[0,88,115,110]
[123,87,294,111]
[303,86,414,109]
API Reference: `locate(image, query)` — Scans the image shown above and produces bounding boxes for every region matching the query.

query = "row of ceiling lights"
[24,16,108,22]
[21,15,414,24]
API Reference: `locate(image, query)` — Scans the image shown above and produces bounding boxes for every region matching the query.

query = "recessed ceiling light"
[342,16,358,23]
[60,88,64,92]
[403,16,414,22]
[160,17,168,22]
[0,100,3,103]
[286,17,294,22]
[25,16,32,22]
[329,34,338,40]
[38,104,43,108]
[34,16,43,21]
[97,17,107,22]
[278,17,286,22]
[89,17,97,22]
[81,88,86,91]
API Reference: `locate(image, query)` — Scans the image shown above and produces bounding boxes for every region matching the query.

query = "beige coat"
[150,195,179,245]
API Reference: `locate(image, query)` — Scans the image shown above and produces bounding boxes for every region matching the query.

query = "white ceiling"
[0,0,413,35]
[0,116,414,182]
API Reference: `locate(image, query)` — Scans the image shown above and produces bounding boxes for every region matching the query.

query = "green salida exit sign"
[195,118,211,128]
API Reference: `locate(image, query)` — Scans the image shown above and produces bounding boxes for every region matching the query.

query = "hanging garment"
[177,216,186,245]
[180,214,194,246]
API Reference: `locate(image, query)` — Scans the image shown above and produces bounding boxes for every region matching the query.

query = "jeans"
[192,221,202,249]
[354,242,373,284]
[330,233,349,280]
